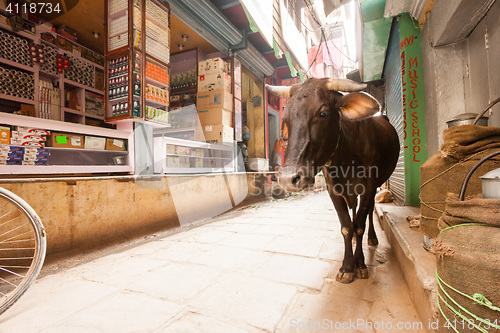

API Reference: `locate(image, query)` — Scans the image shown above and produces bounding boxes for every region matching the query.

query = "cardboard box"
[193,148,205,158]
[197,90,233,111]
[197,73,231,93]
[198,107,233,127]
[193,158,203,168]
[20,104,36,117]
[198,57,227,75]
[15,127,50,136]
[166,156,180,168]
[10,139,45,147]
[166,144,176,155]
[49,133,84,149]
[179,156,190,168]
[202,124,234,143]
[11,131,47,142]
[176,146,191,156]
[0,126,10,145]
[84,136,106,150]
[105,138,125,151]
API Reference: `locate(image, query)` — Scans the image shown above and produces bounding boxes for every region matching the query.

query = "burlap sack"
[420,125,500,238]
[432,225,500,332]
[438,193,500,230]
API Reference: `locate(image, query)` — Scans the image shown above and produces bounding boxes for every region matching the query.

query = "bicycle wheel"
[0,187,46,315]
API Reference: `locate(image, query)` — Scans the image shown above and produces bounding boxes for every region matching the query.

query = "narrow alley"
[0,192,421,333]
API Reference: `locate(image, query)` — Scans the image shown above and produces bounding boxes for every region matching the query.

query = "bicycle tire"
[0,187,46,315]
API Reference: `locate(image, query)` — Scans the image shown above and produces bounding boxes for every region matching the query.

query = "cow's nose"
[291,171,303,185]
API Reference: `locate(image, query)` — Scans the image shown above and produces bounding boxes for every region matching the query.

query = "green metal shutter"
[384,23,405,204]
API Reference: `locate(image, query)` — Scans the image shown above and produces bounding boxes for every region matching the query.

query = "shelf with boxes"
[0,113,132,174]
[153,136,235,174]
[0,22,105,127]
[105,0,170,125]
[106,52,142,120]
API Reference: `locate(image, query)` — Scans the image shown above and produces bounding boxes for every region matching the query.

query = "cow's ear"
[339,92,380,120]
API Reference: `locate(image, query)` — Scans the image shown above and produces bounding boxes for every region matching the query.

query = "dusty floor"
[0,191,424,333]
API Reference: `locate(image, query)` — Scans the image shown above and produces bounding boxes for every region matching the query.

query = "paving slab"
[1,192,423,333]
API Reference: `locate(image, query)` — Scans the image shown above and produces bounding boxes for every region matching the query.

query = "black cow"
[266,78,399,283]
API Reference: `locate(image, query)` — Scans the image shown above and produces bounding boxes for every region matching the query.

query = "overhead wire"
[303,0,357,67]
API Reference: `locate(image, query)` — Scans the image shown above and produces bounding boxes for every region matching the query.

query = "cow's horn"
[326,79,367,92]
[265,84,291,98]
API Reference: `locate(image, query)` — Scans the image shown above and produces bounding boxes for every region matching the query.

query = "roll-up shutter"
[167,0,274,78]
[384,23,405,204]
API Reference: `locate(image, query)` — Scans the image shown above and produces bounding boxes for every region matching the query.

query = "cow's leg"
[351,197,357,220]
[353,190,377,279]
[331,194,356,283]
[367,202,378,246]
[323,172,356,284]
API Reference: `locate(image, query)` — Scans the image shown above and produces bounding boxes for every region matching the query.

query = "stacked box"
[201,124,234,144]
[0,146,24,165]
[22,147,50,165]
[197,72,231,93]
[0,145,50,165]
[198,57,228,75]
[11,126,50,148]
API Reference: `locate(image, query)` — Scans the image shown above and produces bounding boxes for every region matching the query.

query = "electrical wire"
[303,0,357,66]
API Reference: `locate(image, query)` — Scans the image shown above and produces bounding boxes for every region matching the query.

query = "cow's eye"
[319,111,327,118]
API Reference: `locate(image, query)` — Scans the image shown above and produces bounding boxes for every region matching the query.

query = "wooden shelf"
[62,107,84,116]
[63,79,104,95]
[170,85,197,94]
[0,113,131,139]
[0,57,34,72]
[39,38,104,70]
[109,7,128,20]
[0,165,133,175]
[0,143,128,154]
[0,26,35,40]
[145,76,169,89]
[85,113,105,120]
[145,98,169,108]
[0,93,35,105]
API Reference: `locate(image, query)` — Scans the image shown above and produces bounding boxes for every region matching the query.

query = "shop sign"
[398,14,427,207]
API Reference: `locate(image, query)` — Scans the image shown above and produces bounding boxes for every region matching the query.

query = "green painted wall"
[398,14,427,206]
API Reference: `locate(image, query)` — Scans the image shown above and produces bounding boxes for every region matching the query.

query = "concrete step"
[375,203,439,332]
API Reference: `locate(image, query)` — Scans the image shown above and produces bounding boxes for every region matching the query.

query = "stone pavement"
[0,191,422,333]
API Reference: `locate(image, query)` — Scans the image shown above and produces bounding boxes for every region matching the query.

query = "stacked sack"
[426,126,500,331]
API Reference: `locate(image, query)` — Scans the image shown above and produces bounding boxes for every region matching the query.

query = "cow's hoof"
[336,271,355,284]
[355,267,369,279]
[368,238,379,246]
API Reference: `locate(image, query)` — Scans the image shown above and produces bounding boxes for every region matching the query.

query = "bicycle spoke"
[0,277,19,288]
[0,257,34,261]
[0,188,46,315]
[0,266,25,278]
[0,208,20,220]
[0,247,35,251]
[0,231,34,244]
[0,222,30,240]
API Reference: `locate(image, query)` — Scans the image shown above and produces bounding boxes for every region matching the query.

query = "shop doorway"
[268,107,280,171]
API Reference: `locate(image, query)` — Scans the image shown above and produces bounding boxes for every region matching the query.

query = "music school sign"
[399,14,427,207]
